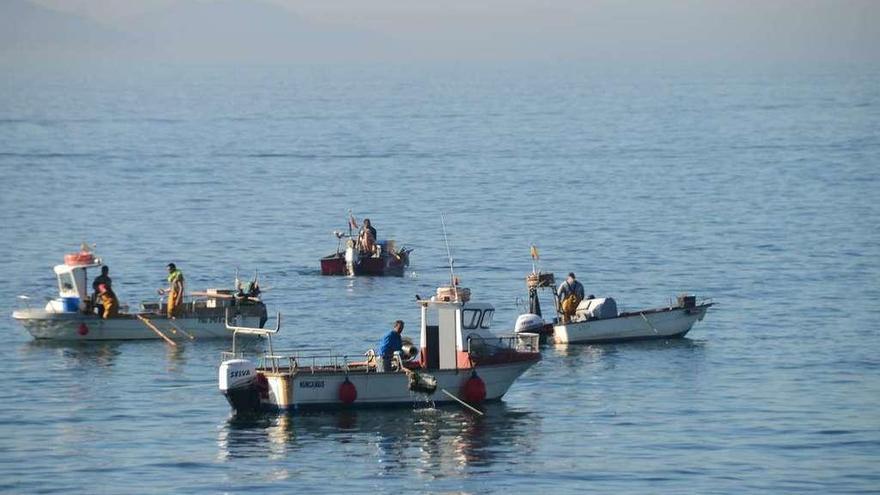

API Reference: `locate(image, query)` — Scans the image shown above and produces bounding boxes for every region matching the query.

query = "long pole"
[136,314,177,346]
[440,213,458,299]
[441,388,484,416]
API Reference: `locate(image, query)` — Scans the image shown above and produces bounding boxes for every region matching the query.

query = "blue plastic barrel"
[62,297,80,312]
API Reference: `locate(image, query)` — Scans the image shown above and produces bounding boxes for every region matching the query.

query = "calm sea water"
[1,63,878,494]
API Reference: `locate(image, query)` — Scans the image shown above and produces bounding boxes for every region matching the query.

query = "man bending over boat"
[97,283,119,319]
[91,265,112,315]
[377,320,404,372]
[557,272,585,323]
[161,263,185,319]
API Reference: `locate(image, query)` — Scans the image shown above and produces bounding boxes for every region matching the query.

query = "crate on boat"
[677,294,696,308]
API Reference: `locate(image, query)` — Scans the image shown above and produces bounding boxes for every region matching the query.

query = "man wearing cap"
[164,263,185,319]
[557,272,585,323]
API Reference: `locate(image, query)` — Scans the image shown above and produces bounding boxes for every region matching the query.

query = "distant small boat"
[12,248,268,341]
[219,284,540,413]
[514,270,713,344]
[319,226,411,277]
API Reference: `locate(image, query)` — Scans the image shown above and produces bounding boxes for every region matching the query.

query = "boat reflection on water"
[551,336,708,360]
[216,404,539,474]
[20,339,123,369]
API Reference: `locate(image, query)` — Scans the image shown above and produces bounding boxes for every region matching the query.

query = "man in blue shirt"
[377,320,405,372]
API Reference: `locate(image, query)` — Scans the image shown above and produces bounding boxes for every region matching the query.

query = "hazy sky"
[20,0,880,64]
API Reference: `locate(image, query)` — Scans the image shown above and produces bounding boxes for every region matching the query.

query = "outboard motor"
[218,359,261,413]
[515,313,545,334]
[576,297,618,320]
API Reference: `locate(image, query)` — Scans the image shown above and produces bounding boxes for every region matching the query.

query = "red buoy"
[462,371,487,404]
[77,323,89,336]
[339,378,357,404]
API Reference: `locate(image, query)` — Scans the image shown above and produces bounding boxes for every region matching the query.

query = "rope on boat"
[136,314,178,346]
[639,312,659,334]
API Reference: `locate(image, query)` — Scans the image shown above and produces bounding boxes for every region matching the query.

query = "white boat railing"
[221,347,376,375]
[221,332,540,376]
[225,309,280,356]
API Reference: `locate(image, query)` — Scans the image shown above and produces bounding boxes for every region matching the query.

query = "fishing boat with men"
[514,269,714,345]
[11,246,268,342]
[219,283,540,413]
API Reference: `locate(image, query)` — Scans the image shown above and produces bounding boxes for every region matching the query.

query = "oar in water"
[136,314,177,347]
[441,389,484,416]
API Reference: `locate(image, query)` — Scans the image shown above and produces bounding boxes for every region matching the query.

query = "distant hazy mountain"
[1,0,390,62]
[0,0,124,56]
[129,0,345,59]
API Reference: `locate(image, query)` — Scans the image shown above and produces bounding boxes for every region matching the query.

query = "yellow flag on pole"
[530,245,539,260]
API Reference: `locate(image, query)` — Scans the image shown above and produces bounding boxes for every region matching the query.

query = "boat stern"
[219,358,263,414]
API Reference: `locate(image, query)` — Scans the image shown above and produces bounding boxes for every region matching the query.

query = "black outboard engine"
[677,294,696,309]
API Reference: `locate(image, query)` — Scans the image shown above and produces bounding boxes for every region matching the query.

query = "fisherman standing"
[163,263,185,319]
[377,320,404,372]
[557,272,585,323]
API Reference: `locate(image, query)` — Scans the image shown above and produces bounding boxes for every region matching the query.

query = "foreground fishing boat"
[11,248,268,341]
[515,270,713,344]
[219,285,540,413]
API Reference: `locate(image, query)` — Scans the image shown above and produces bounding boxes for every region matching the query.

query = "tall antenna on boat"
[440,213,459,299]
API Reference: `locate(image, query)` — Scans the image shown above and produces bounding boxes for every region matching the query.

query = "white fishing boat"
[219,285,541,413]
[515,270,713,345]
[11,248,268,342]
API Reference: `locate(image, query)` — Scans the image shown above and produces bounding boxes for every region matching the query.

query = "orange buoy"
[339,378,357,404]
[77,323,89,336]
[462,371,486,404]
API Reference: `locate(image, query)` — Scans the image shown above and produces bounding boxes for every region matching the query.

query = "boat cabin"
[418,286,506,370]
[46,252,104,313]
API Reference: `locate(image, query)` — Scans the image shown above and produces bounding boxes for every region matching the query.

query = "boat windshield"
[480,309,494,329]
[462,309,481,329]
[57,272,76,294]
